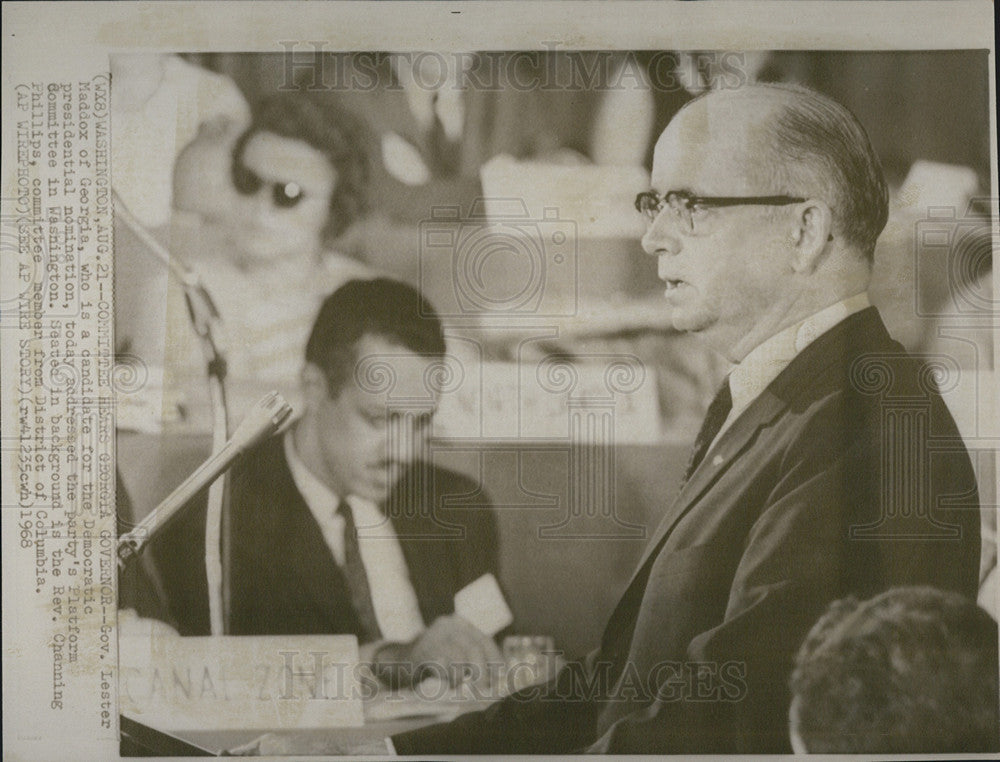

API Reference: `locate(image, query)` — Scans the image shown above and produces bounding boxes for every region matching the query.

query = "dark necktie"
[336,500,382,642]
[682,377,733,484]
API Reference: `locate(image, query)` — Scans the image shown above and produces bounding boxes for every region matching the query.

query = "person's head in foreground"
[295,277,446,504]
[789,586,1000,753]
[638,82,888,362]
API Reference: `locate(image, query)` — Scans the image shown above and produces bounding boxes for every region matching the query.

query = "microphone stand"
[114,194,231,635]
[117,391,293,570]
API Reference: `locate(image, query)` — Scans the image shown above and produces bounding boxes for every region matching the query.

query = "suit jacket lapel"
[391,467,449,626]
[264,444,357,630]
[626,307,883,592]
[628,388,789,586]
[285,494,356,627]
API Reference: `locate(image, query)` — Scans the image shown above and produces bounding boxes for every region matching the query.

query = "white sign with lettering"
[118,633,365,732]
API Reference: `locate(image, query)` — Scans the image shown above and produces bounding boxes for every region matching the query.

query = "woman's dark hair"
[232,93,369,241]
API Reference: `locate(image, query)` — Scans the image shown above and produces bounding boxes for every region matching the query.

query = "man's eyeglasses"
[233,160,306,209]
[634,190,806,234]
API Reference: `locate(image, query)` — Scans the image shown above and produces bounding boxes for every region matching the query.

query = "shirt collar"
[283,427,342,518]
[728,293,871,415]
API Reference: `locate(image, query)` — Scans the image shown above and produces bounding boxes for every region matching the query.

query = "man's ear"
[789,200,834,274]
[300,363,329,405]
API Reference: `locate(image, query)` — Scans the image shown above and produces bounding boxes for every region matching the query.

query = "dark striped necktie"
[682,377,733,484]
[336,500,382,642]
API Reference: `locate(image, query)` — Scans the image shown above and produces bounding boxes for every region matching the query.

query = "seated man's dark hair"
[305,278,446,396]
[790,586,999,753]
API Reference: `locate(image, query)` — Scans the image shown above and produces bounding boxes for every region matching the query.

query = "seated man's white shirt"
[711,293,872,450]
[284,432,425,643]
[283,431,510,642]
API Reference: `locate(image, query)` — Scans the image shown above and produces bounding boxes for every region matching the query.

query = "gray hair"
[699,83,890,261]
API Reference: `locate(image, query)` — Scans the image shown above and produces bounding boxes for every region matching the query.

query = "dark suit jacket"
[144,434,499,638]
[393,307,984,754]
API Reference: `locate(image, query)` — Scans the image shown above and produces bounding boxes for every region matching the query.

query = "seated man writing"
[133,278,509,686]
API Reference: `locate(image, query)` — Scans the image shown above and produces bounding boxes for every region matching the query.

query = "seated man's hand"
[373,614,502,689]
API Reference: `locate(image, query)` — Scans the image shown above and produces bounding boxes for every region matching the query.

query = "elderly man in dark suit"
[143,278,507,687]
[247,82,984,756]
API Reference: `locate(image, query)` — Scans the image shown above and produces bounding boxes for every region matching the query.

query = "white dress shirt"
[283,432,426,643]
[712,293,872,449]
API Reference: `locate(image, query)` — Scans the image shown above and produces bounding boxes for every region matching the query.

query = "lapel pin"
[712,454,724,466]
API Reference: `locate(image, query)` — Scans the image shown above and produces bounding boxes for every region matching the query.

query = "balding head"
[676,84,889,261]
[643,83,883,360]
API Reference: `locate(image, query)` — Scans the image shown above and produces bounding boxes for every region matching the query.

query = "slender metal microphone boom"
[117,391,293,570]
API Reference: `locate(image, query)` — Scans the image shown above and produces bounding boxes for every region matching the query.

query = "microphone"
[117,391,293,569]
[114,189,225,361]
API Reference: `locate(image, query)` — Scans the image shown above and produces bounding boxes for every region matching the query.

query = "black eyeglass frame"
[635,190,835,241]
[635,190,807,220]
